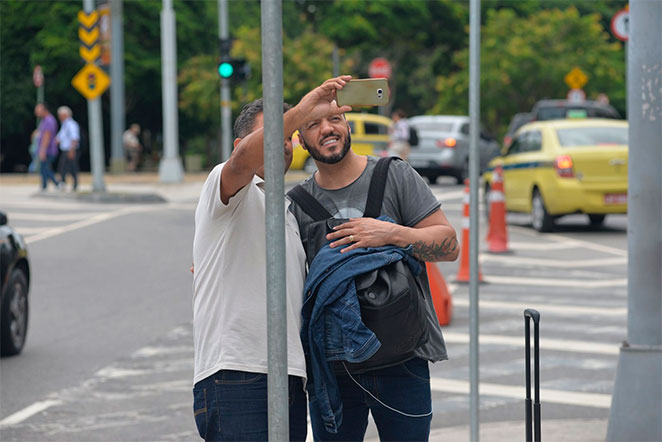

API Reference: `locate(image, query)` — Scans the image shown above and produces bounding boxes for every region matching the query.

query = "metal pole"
[332,43,340,77]
[261,1,288,440]
[607,1,662,440]
[219,0,232,162]
[158,0,184,183]
[468,0,481,440]
[110,0,126,173]
[83,0,106,192]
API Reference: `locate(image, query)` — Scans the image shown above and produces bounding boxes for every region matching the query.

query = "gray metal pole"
[84,0,106,192]
[110,0,126,173]
[158,0,184,183]
[332,43,340,77]
[261,1,288,440]
[219,0,232,162]
[468,0,481,440]
[607,1,662,440]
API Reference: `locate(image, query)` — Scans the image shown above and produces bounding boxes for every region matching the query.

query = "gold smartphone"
[336,79,390,107]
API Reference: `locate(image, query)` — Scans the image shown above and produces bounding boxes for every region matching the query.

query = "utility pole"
[468,0,481,440]
[83,0,106,192]
[110,0,125,173]
[158,0,184,183]
[261,0,288,439]
[218,0,232,162]
[607,1,662,440]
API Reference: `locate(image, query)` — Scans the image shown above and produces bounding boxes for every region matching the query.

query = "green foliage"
[1,0,628,172]
[433,6,625,139]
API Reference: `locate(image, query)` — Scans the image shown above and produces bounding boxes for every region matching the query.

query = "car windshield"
[556,127,628,147]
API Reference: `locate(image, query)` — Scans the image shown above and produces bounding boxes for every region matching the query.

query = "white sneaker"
[57,182,66,191]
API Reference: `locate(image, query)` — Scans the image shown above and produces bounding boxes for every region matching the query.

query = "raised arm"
[220,76,352,204]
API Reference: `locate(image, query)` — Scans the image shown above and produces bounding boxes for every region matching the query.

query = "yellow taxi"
[482,119,628,232]
[290,113,392,172]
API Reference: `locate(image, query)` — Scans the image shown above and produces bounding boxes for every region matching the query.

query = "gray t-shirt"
[289,156,448,363]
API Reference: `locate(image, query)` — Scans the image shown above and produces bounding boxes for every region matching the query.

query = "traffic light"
[217,58,250,81]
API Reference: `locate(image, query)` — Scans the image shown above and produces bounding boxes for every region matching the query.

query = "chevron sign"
[78,10,100,62]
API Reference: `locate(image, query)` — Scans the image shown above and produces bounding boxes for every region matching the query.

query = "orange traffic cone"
[426,262,453,326]
[486,165,509,253]
[455,179,484,283]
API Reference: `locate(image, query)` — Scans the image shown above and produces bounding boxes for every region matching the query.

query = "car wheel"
[588,214,606,226]
[303,157,317,174]
[531,189,554,233]
[427,174,439,185]
[1,268,29,357]
[456,159,469,184]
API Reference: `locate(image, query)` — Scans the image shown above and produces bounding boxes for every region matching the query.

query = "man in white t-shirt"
[55,106,80,191]
[191,77,353,441]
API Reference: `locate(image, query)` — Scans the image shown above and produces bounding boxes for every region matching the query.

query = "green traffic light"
[218,62,234,78]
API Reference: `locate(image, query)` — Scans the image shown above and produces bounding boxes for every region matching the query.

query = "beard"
[301,131,352,165]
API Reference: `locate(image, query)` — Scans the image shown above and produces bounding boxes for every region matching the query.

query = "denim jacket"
[301,219,422,433]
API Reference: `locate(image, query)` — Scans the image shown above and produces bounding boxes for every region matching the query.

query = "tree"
[432,6,625,138]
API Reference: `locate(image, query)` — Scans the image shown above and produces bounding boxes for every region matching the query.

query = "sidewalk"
[365,418,608,442]
[0,170,311,204]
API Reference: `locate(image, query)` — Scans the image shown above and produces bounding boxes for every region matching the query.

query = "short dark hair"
[233,98,292,139]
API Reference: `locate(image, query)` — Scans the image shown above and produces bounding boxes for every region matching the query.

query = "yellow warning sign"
[77,10,99,29]
[79,45,100,63]
[564,67,588,90]
[71,63,110,100]
[78,26,99,47]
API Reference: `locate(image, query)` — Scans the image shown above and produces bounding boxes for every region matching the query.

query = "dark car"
[531,99,621,122]
[0,211,30,357]
[407,115,501,184]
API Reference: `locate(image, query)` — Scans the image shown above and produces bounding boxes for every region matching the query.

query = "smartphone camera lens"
[377,88,383,99]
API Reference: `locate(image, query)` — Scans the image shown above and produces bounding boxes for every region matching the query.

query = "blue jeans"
[193,370,307,441]
[309,358,432,442]
[40,154,59,189]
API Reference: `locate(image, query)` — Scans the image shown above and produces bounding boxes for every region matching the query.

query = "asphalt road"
[0,177,628,441]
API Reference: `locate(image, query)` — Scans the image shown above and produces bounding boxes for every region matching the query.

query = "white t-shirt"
[192,163,307,385]
[56,118,80,151]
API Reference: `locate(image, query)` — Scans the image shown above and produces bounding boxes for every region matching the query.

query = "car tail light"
[436,138,456,148]
[555,155,574,178]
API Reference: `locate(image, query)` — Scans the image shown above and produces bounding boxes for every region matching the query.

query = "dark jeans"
[310,358,432,442]
[40,154,59,189]
[193,370,307,442]
[58,150,79,189]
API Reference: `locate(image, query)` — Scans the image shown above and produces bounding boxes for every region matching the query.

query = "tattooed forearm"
[412,238,458,261]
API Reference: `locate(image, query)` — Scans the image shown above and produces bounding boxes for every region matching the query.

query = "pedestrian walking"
[34,103,61,191]
[388,109,411,161]
[55,106,80,191]
[123,123,142,172]
[191,77,352,441]
[289,79,458,440]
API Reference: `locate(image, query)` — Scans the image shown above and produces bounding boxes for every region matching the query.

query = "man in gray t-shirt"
[289,92,459,441]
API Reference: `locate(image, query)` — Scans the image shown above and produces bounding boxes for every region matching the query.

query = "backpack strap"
[363,157,396,218]
[287,185,333,222]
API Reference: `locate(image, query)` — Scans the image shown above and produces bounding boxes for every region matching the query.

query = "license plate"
[604,193,627,204]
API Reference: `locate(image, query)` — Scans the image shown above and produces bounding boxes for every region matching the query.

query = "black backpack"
[287,157,429,372]
[408,126,419,146]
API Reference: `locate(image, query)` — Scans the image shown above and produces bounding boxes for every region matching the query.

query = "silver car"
[408,115,500,184]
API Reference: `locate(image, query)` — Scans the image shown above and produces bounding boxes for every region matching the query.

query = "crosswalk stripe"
[452,298,626,317]
[480,254,627,268]
[483,275,627,288]
[442,332,619,355]
[430,378,612,408]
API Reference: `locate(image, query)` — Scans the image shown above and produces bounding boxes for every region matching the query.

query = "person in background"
[34,103,61,191]
[55,106,80,191]
[123,123,142,172]
[388,109,411,161]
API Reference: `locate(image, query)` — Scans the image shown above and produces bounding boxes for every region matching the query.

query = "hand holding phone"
[336,79,390,107]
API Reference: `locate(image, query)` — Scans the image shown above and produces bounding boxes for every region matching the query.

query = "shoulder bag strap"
[363,157,396,218]
[287,185,333,222]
